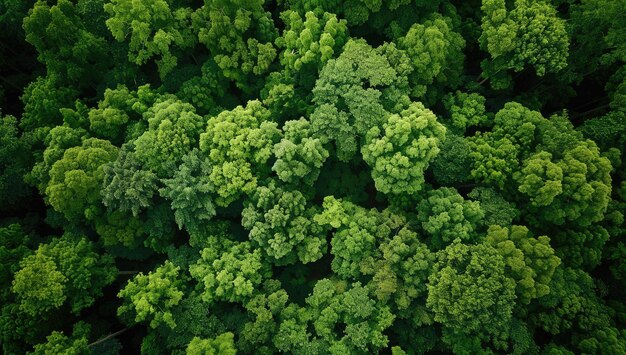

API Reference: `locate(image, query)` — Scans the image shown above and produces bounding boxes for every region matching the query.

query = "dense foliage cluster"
[1,0,625,353]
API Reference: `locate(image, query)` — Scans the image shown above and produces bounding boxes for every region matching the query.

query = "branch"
[455,183,478,189]
[571,103,611,120]
[0,76,23,91]
[477,69,502,86]
[190,53,199,65]
[571,96,609,112]
[476,65,503,86]
[88,328,129,348]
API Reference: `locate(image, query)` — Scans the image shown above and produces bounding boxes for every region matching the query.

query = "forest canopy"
[1,0,626,354]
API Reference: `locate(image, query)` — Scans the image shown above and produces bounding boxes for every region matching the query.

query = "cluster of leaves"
[1,0,625,354]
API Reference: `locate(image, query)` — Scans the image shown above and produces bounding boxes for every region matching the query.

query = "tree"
[468,133,519,188]
[133,98,206,178]
[467,187,519,227]
[177,59,229,115]
[105,0,195,78]
[118,261,185,329]
[238,280,290,353]
[276,279,396,354]
[45,138,118,221]
[397,14,465,100]
[468,103,613,228]
[94,209,145,248]
[514,151,564,208]
[19,75,78,134]
[479,0,569,89]
[361,102,446,195]
[368,227,434,313]
[276,10,348,87]
[186,333,237,355]
[29,123,85,189]
[189,241,271,304]
[4,1,626,353]
[12,252,65,316]
[550,225,610,270]
[31,322,90,355]
[427,240,517,352]
[86,84,151,144]
[485,225,560,304]
[143,202,177,252]
[101,144,158,217]
[416,187,484,250]
[191,0,278,92]
[578,111,626,154]
[531,266,612,336]
[278,0,413,26]
[519,142,612,228]
[577,327,626,355]
[442,91,489,134]
[272,118,329,186]
[24,0,110,86]
[0,115,33,209]
[568,0,626,84]
[0,223,34,303]
[12,234,116,316]
[161,292,229,352]
[310,39,412,162]
[431,133,473,186]
[160,149,216,235]
[199,100,281,207]
[260,70,310,122]
[314,196,400,278]
[242,181,327,264]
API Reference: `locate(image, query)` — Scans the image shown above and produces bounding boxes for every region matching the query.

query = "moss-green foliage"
[190,240,271,304]
[24,0,110,86]
[199,100,282,207]
[485,225,561,304]
[276,10,348,78]
[479,0,569,89]
[186,332,237,355]
[417,187,484,249]
[310,39,412,161]
[0,224,34,303]
[0,116,32,209]
[362,102,446,195]
[101,144,158,217]
[427,241,517,351]
[191,0,278,93]
[31,322,90,355]
[3,0,626,353]
[442,91,489,133]
[469,103,613,228]
[468,187,519,227]
[105,0,195,78]
[45,138,118,221]
[242,181,327,264]
[283,278,396,353]
[160,149,216,235]
[397,14,465,100]
[12,234,116,316]
[272,118,329,186]
[134,98,206,178]
[118,260,185,329]
[431,133,473,186]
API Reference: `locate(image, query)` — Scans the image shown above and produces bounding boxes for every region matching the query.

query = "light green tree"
[362,102,446,195]
[118,261,185,329]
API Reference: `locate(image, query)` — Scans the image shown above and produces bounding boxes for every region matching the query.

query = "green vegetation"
[1,0,625,353]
